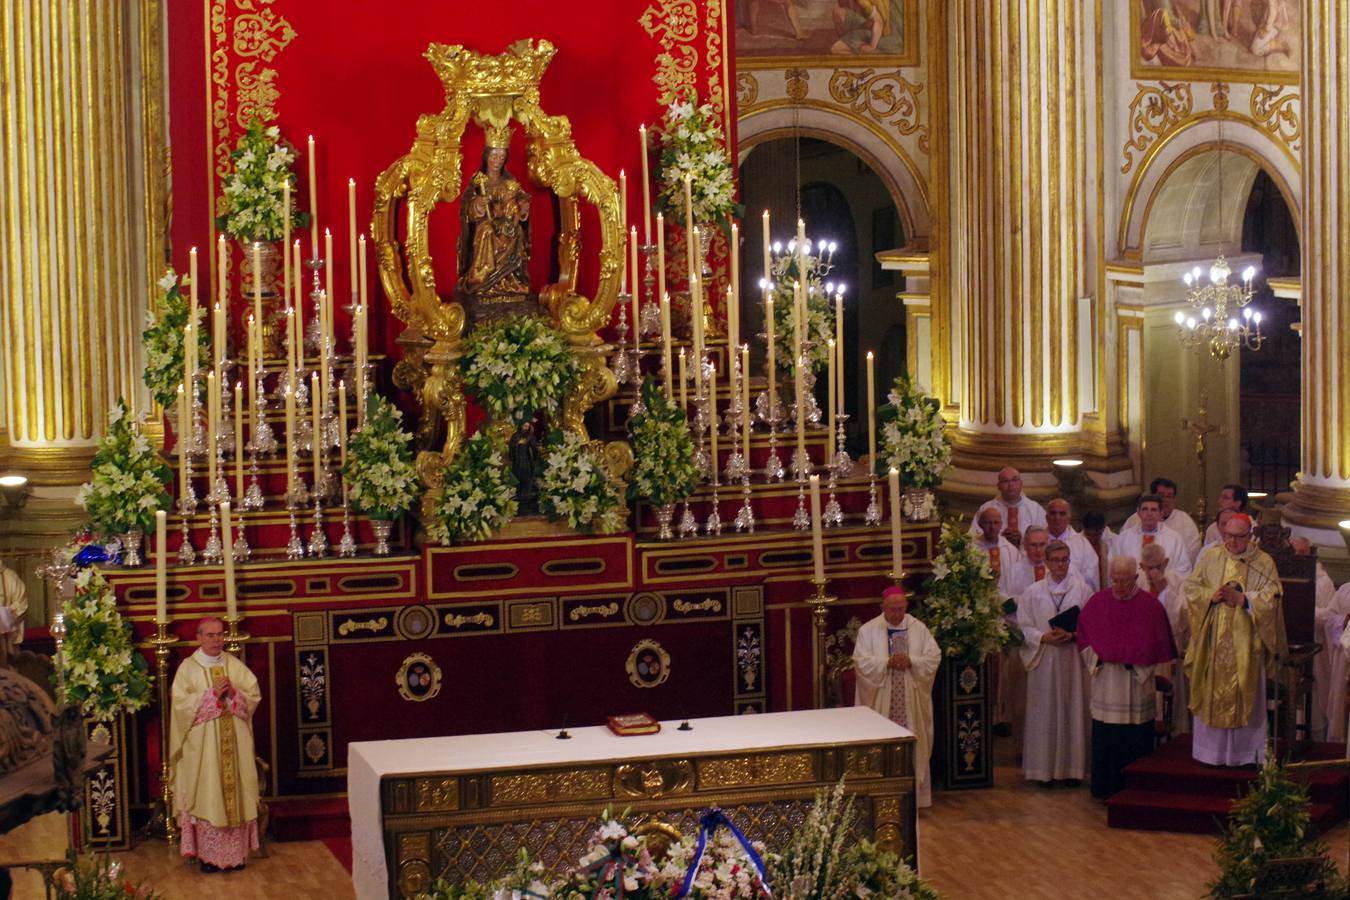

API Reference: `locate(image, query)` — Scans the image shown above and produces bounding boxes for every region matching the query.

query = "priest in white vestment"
[1200,484,1250,547]
[1121,477,1202,559]
[1138,543,1190,734]
[969,466,1046,549]
[1045,499,1100,590]
[1016,540,1091,785]
[1113,493,1194,576]
[1184,513,1285,767]
[853,585,942,807]
[1323,583,1350,742]
[171,616,262,872]
[1289,538,1339,740]
[972,506,1021,596]
[1077,556,1177,799]
[999,526,1054,738]
[0,559,28,665]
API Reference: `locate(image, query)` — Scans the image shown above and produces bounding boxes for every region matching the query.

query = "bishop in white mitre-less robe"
[854,587,942,807]
[1017,568,1092,783]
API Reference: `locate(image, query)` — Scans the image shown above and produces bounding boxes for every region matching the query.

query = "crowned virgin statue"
[457,127,534,325]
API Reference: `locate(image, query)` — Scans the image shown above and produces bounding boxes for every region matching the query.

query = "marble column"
[940,2,1133,512]
[1285,0,1350,547]
[0,1,165,485]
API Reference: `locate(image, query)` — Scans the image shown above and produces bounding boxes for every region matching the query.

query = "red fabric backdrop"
[167,0,736,363]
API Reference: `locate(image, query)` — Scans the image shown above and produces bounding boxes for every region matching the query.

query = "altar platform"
[348,706,918,899]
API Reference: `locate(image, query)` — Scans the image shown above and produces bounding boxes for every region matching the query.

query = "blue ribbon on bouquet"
[675,807,773,898]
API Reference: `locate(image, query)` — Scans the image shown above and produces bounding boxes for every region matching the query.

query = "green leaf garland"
[626,378,699,508]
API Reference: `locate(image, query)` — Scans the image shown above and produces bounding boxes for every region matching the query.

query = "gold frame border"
[734,0,920,70]
[1127,0,1299,86]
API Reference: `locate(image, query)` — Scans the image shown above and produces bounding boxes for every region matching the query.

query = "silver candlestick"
[612,296,632,385]
[305,257,324,352]
[678,498,699,538]
[864,473,882,526]
[201,501,223,564]
[231,511,251,562]
[286,506,305,560]
[705,484,722,535]
[177,509,196,566]
[639,243,662,338]
[832,413,852,475]
[734,475,755,533]
[308,498,328,557]
[792,480,810,530]
[337,503,357,558]
[824,467,844,528]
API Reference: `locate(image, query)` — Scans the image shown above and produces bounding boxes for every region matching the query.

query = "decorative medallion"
[624,591,666,626]
[626,639,671,689]
[958,664,979,694]
[397,604,436,640]
[396,652,443,702]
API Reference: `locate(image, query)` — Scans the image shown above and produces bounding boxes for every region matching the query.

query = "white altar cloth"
[348,707,910,899]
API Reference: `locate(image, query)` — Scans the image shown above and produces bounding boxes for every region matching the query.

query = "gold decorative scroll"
[1120,82,1193,174]
[1250,85,1301,154]
[372,39,621,473]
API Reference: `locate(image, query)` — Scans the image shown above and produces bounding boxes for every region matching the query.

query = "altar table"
[348,707,918,898]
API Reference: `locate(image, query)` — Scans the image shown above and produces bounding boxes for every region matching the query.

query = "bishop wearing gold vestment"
[170,616,262,872]
[1183,513,1286,767]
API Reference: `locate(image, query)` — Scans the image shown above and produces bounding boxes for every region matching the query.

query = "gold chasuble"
[170,651,261,834]
[1183,544,1286,729]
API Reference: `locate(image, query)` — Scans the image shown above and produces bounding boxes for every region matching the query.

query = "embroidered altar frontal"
[349,708,918,899]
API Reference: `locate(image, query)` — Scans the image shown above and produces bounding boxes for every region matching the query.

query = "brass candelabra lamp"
[146,620,178,844]
[810,576,836,709]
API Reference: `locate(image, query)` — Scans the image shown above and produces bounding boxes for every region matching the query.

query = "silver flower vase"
[655,504,675,541]
[121,528,144,567]
[371,519,394,556]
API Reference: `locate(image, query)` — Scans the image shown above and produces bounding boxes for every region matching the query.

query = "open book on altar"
[607,712,661,735]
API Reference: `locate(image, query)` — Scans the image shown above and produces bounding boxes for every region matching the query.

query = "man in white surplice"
[1138,543,1190,735]
[1017,540,1091,786]
[853,584,942,807]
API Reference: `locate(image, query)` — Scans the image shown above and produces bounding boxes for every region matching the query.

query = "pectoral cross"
[1181,390,1223,523]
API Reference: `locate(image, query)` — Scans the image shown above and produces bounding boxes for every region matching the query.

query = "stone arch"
[737,104,930,244]
[1118,116,1299,260]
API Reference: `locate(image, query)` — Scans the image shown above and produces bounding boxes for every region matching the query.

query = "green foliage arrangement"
[767,779,938,900]
[142,268,209,409]
[460,316,581,425]
[342,394,420,521]
[768,283,835,375]
[59,569,152,723]
[75,402,171,537]
[654,93,740,235]
[424,432,518,544]
[876,373,951,489]
[539,431,626,534]
[626,378,699,508]
[215,118,309,242]
[921,523,1011,664]
[1209,759,1345,899]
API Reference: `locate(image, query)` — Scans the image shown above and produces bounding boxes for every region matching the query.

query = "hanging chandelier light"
[1174,256,1265,359]
[1174,125,1266,361]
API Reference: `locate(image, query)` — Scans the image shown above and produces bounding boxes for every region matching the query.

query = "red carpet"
[322,836,353,873]
[1106,735,1350,834]
[269,796,351,841]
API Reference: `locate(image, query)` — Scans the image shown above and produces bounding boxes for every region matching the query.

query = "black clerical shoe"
[199,862,220,874]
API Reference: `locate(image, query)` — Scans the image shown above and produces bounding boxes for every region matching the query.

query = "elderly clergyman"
[853,585,942,807]
[1077,556,1177,799]
[1184,512,1285,767]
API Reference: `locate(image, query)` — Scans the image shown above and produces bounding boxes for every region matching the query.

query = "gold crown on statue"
[483,122,513,149]
[424,39,557,99]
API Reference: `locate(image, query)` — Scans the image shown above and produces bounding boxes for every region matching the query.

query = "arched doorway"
[738,135,906,456]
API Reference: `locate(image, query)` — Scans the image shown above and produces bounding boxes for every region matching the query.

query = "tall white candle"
[619,169,627,241]
[678,347,688,412]
[188,247,199,378]
[866,351,877,467]
[765,296,777,416]
[740,343,751,461]
[348,178,358,306]
[221,501,237,621]
[730,221,740,344]
[794,349,806,476]
[307,134,319,253]
[285,384,296,491]
[206,370,218,489]
[835,293,845,419]
[311,371,322,482]
[629,227,641,358]
[656,213,666,317]
[155,509,167,624]
[639,125,652,244]
[234,381,244,501]
[251,241,262,355]
[826,338,836,438]
[357,234,369,425]
[660,293,673,399]
[247,313,258,420]
[809,474,825,582]
[708,361,718,476]
[177,381,189,500]
[889,467,903,577]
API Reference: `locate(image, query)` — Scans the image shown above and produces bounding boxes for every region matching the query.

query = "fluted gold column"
[940,1,1131,508]
[1285,0,1350,540]
[0,1,162,485]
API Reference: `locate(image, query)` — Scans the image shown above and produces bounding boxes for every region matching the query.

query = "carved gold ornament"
[828,69,928,154]
[372,40,622,485]
[1250,85,1301,154]
[1120,82,1193,174]
[396,652,443,702]
[626,639,671,689]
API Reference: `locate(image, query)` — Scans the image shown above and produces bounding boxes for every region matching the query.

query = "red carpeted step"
[269,796,351,842]
[1106,789,1342,836]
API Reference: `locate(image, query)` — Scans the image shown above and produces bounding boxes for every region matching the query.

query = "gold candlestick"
[810,576,837,710]
[223,614,250,656]
[147,620,178,844]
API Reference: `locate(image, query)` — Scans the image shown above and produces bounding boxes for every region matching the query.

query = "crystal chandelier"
[1173,255,1264,360]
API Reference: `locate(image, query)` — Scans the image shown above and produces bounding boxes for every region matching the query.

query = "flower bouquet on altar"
[538,431,627,535]
[425,432,518,544]
[920,523,1011,664]
[343,395,420,541]
[59,569,152,723]
[653,93,741,239]
[651,810,772,899]
[215,117,309,242]
[75,400,171,559]
[461,316,580,426]
[142,268,209,410]
[875,373,951,489]
[767,278,836,375]
[626,378,699,507]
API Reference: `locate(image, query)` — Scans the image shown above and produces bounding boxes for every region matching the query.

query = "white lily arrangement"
[142,268,209,409]
[654,94,740,233]
[538,431,626,534]
[75,401,172,537]
[921,522,1010,664]
[425,432,518,544]
[876,373,951,489]
[60,569,152,722]
[342,394,420,521]
[460,316,581,425]
[215,118,309,242]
